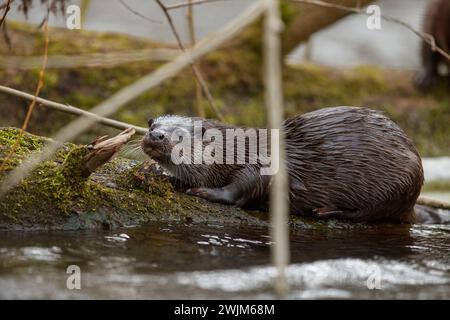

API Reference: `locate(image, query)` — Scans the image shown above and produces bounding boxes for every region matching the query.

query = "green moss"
[280,0,298,26]
[0,131,90,219]
[60,146,90,181]
[117,161,174,199]
[0,127,47,153]
[423,180,450,192]
[0,128,48,171]
[0,128,213,228]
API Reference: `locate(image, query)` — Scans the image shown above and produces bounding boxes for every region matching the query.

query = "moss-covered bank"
[0,127,305,231]
[0,128,252,229]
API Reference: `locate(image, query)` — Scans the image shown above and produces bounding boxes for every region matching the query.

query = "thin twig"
[0,0,267,196]
[0,48,180,69]
[417,196,450,211]
[0,2,10,10]
[0,16,50,174]
[0,85,147,134]
[166,0,229,10]
[186,0,197,46]
[0,0,12,29]
[0,0,12,11]
[119,0,162,24]
[289,0,450,61]
[155,0,225,121]
[265,0,289,298]
[186,0,205,117]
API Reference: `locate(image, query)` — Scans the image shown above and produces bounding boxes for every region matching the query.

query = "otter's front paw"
[186,187,210,199]
[186,187,235,205]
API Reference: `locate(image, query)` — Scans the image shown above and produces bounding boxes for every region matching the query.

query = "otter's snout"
[141,120,168,159]
[142,130,166,150]
[141,133,160,158]
[148,131,165,141]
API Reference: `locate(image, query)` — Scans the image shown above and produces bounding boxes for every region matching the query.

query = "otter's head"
[141,115,195,162]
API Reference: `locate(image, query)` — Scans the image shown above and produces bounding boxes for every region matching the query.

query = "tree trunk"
[282,0,375,54]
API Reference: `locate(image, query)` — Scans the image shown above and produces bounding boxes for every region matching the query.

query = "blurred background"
[6,0,429,68]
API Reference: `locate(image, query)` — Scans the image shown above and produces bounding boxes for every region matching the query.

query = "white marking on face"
[153,115,194,137]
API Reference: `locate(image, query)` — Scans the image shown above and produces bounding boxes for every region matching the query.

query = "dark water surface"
[1,222,450,299]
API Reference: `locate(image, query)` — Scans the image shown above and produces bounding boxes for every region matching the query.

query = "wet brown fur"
[142,107,424,223]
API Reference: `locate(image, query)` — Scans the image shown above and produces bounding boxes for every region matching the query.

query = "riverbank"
[0,127,310,231]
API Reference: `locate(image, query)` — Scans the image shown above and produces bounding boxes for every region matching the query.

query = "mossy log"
[0,127,294,231]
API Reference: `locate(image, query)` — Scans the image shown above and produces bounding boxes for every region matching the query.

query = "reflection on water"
[0,222,450,299]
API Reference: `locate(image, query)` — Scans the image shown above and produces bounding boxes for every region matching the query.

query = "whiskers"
[119,138,147,161]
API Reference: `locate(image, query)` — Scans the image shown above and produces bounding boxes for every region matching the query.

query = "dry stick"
[0,18,50,174]
[417,196,450,211]
[119,0,162,24]
[166,0,229,10]
[155,0,225,122]
[290,0,450,61]
[0,1,11,10]
[1,48,180,69]
[264,0,290,298]
[0,85,147,134]
[0,0,12,28]
[186,0,205,118]
[0,0,267,196]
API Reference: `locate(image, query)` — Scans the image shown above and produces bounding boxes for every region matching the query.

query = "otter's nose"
[149,131,165,141]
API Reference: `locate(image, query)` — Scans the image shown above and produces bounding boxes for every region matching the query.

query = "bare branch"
[155,0,225,121]
[83,127,136,174]
[166,0,229,11]
[0,0,12,11]
[0,0,12,28]
[265,0,290,298]
[0,85,147,134]
[0,0,267,196]
[289,0,450,61]
[119,0,162,24]
[0,48,180,69]
[0,2,9,10]
[417,196,450,211]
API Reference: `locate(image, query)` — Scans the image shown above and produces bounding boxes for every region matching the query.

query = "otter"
[414,0,450,89]
[141,107,424,223]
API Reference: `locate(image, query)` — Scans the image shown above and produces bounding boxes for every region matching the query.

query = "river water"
[1,221,450,299]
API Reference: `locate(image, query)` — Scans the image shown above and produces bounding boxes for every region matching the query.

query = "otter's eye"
[147,118,154,128]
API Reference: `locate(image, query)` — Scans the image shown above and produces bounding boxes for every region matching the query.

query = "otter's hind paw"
[186,187,237,206]
[313,207,361,220]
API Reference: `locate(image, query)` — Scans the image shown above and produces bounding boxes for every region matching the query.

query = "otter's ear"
[147,118,154,128]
